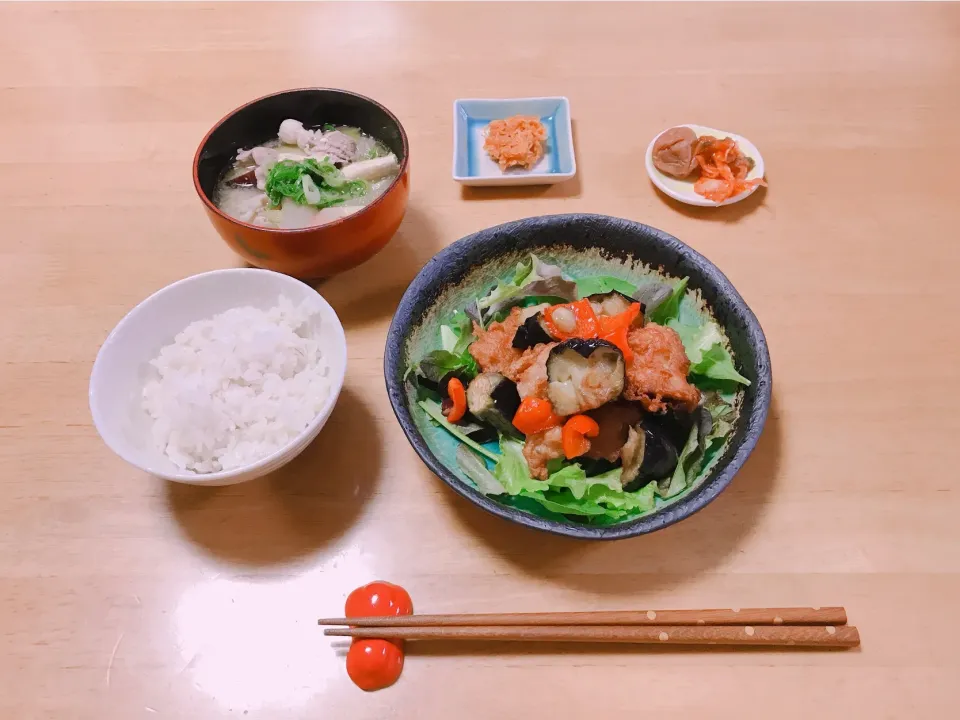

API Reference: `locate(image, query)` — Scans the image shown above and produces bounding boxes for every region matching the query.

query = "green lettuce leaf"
[691,395,735,476]
[658,422,700,499]
[633,281,674,316]
[497,493,572,523]
[512,255,536,286]
[412,349,478,385]
[477,255,577,320]
[476,258,533,313]
[520,479,656,521]
[667,319,750,386]
[520,490,610,516]
[438,320,474,355]
[450,315,476,356]
[585,480,656,513]
[706,395,736,438]
[576,276,637,298]
[418,399,499,462]
[420,308,479,380]
[668,319,721,364]
[405,305,480,391]
[586,481,657,515]
[449,308,474,336]
[544,464,622,500]
[648,277,688,325]
[697,435,728,479]
[695,345,751,385]
[440,325,459,352]
[517,461,657,521]
[456,446,506,495]
[493,440,550,495]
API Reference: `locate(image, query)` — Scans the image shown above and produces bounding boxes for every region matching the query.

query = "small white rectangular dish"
[452,97,576,186]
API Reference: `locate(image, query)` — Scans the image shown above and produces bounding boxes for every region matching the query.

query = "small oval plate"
[645,124,765,207]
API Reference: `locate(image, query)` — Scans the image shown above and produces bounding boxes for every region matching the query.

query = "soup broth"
[213,119,400,229]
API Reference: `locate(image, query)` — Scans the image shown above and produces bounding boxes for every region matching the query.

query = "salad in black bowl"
[385,214,771,539]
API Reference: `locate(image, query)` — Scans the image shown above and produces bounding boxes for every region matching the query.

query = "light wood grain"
[1,2,959,719]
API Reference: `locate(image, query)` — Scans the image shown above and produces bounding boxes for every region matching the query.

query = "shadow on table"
[447,393,783,596]
[164,388,381,567]
[407,640,854,658]
[459,173,582,202]
[314,205,444,329]
[235,204,442,327]
[653,182,769,222]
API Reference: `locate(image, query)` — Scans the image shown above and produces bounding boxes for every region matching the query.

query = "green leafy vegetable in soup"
[264,159,367,209]
[213,118,402,229]
[407,255,750,525]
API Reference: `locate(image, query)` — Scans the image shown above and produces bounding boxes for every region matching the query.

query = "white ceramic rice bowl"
[89,268,347,486]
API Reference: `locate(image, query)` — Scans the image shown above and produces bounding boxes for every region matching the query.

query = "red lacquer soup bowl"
[193,88,410,279]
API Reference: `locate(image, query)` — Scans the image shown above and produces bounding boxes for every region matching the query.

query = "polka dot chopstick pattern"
[323,624,860,648]
[320,607,859,649]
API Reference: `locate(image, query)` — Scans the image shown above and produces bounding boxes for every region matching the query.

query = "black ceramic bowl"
[384,214,771,540]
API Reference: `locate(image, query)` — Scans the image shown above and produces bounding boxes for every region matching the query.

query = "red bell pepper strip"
[513,397,564,436]
[597,302,641,361]
[562,414,601,459]
[543,299,600,340]
[442,377,468,423]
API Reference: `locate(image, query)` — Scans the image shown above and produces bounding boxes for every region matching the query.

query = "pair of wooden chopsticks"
[320,607,860,648]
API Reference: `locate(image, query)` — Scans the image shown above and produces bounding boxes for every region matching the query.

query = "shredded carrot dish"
[693,136,766,203]
[483,115,547,171]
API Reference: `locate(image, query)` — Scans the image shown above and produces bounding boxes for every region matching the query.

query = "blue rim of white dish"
[452,97,576,183]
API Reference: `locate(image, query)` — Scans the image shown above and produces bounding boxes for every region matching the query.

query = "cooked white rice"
[141,296,330,473]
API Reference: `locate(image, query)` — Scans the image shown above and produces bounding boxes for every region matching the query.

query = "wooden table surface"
[2,2,959,718]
